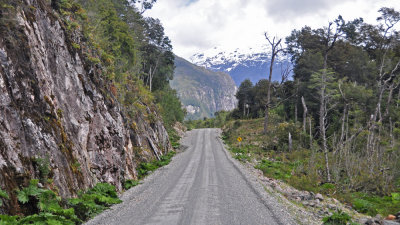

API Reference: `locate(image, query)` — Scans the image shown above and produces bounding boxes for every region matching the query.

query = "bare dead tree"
[263,33,284,134]
[319,19,343,182]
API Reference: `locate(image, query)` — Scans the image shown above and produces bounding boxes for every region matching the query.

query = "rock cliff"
[0,0,170,214]
[171,56,237,120]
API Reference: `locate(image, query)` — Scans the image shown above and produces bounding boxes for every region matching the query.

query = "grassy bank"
[222,118,400,218]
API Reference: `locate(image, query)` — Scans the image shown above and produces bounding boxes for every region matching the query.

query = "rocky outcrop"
[0,0,170,214]
[171,56,237,120]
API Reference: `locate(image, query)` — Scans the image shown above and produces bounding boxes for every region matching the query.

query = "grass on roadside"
[222,117,400,218]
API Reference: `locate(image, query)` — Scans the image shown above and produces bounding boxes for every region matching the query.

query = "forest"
[217,7,400,217]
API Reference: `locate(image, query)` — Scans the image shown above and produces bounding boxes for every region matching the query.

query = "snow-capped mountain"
[190,46,292,86]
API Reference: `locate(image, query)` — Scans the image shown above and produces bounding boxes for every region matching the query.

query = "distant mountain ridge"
[190,46,292,86]
[171,56,237,120]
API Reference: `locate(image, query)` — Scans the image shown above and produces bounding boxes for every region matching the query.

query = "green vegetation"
[223,116,400,217]
[123,180,140,190]
[0,180,123,224]
[137,151,176,179]
[322,211,352,225]
[0,188,9,206]
[220,7,400,220]
[185,111,232,130]
[68,183,122,221]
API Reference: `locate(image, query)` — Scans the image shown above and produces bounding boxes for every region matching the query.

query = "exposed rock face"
[171,56,237,120]
[0,0,170,214]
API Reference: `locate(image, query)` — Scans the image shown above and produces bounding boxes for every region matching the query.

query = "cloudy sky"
[145,0,400,59]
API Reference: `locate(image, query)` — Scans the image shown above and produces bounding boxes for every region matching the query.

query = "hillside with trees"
[201,7,400,221]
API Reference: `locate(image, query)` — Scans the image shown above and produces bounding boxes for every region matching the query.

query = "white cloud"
[145,0,400,58]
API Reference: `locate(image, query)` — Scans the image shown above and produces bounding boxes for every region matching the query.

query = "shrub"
[68,183,122,221]
[322,211,352,225]
[123,180,139,190]
[16,179,81,224]
[0,188,9,206]
[352,198,377,216]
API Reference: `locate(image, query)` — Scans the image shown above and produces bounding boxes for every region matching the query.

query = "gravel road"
[86,128,296,225]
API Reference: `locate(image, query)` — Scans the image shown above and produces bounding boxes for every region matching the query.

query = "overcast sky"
[145,0,400,59]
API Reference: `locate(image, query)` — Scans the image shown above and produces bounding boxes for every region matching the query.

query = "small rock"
[315,193,324,201]
[387,215,396,220]
[38,183,44,188]
[395,212,400,219]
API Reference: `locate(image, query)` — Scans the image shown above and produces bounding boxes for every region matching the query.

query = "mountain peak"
[189,46,291,86]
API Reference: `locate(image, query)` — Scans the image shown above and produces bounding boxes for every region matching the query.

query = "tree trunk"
[321,51,331,182]
[309,117,312,148]
[301,96,308,133]
[288,132,293,151]
[263,35,282,134]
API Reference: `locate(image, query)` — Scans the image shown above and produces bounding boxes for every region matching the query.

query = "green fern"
[0,188,9,206]
[0,214,18,224]
[68,183,122,221]
[17,179,43,204]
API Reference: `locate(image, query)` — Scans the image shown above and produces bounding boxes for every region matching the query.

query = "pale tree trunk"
[318,20,342,182]
[288,132,293,151]
[301,96,308,133]
[148,58,160,92]
[263,34,283,134]
[309,117,312,148]
[295,80,299,123]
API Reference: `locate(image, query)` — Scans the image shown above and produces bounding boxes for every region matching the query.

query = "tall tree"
[264,34,283,134]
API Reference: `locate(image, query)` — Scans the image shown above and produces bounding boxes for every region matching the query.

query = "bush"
[68,183,122,221]
[13,179,81,224]
[137,151,175,179]
[0,188,9,206]
[123,180,139,190]
[352,198,377,216]
[322,211,352,225]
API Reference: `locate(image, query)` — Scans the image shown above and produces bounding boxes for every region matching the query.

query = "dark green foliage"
[0,214,18,224]
[12,179,81,224]
[0,188,9,207]
[68,183,122,221]
[154,87,185,128]
[33,157,51,184]
[0,181,124,224]
[137,151,176,179]
[352,198,377,216]
[322,211,352,225]
[123,180,139,190]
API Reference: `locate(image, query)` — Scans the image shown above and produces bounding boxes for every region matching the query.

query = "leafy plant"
[0,188,9,206]
[0,214,18,224]
[123,180,139,190]
[68,183,122,221]
[17,179,43,204]
[352,198,377,216]
[137,151,176,179]
[322,211,352,225]
[391,193,400,203]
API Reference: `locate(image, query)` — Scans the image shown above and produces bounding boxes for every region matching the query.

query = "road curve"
[86,129,295,225]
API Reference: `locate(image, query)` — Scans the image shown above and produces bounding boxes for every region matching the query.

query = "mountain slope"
[190,47,292,86]
[171,56,237,120]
